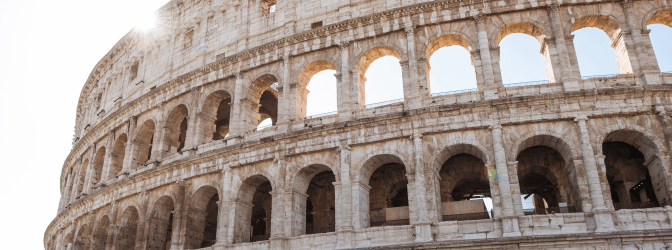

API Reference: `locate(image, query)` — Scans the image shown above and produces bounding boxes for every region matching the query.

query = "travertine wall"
[46,0,672,249]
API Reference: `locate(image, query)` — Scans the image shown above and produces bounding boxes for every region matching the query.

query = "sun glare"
[136,13,157,31]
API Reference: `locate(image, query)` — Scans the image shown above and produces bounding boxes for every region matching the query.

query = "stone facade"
[45,0,672,249]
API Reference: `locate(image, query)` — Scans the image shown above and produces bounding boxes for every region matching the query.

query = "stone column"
[474,14,501,99]
[574,116,615,232]
[403,25,423,109]
[337,41,352,121]
[490,124,521,237]
[351,180,372,230]
[120,119,136,176]
[149,104,165,162]
[83,146,96,194]
[228,71,251,141]
[169,181,187,250]
[269,190,288,250]
[622,1,662,85]
[546,3,580,91]
[215,171,233,247]
[571,157,594,213]
[411,132,432,242]
[287,189,309,237]
[335,145,354,249]
[135,192,149,250]
[68,161,82,204]
[277,54,292,132]
[486,162,502,219]
[507,161,524,216]
[100,132,115,184]
[183,87,201,151]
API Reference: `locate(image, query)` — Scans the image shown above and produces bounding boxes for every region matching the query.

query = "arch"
[570,15,633,74]
[199,90,233,142]
[367,156,409,227]
[146,196,175,250]
[132,119,156,168]
[73,224,88,250]
[162,104,189,156]
[91,146,106,186]
[425,34,478,93]
[513,134,575,165]
[233,174,274,243]
[297,60,338,118]
[356,46,404,108]
[290,164,337,236]
[298,61,337,89]
[62,233,74,249]
[430,143,490,172]
[109,133,127,178]
[115,206,140,250]
[495,21,548,46]
[358,153,407,183]
[184,185,219,249]
[438,151,492,221]
[495,21,555,84]
[91,215,110,250]
[645,8,672,28]
[600,129,670,207]
[75,159,89,197]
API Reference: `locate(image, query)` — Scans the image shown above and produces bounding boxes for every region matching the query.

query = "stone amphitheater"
[44,0,672,249]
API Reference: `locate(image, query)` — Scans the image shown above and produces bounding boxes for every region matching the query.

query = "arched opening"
[256,118,273,131]
[299,61,337,118]
[233,175,273,243]
[109,134,127,179]
[358,154,409,228]
[131,120,155,168]
[602,130,668,209]
[647,10,672,72]
[73,225,88,250]
[426,35,478,95]
[439,153,493,221]
[571,27,620,77]
[62,233,73,250]
[497,22,552,85]
[91,147,106,187]
[291,165,336,236]
[91,216,109,250]
[250,75,278,131]
[357,47,404,108]
[200,90,232,142]
[184,186,219,249]
[162,105,189,156]
[115,206,139,250]
[147,196,175,250]
[515,135,582,215]
[571,15,632,75]
[75,160,89,197]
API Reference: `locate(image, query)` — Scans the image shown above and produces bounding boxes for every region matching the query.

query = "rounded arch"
[356,46,402,81]
[297,60,337,89]
[288,158,341,189]
[425,34,474,59]
[91,146,106,185]
[595,126,666,160]
[91,214,110,250]
[429,143,490,172]
[149,195,175,220]
[512,134,577,165]
[163,104,190,155]
[73,224,88,250]
[249,73,280,100]
[494,21,550,46]
[292,164,336,193]
[187,185,220,211]
[236,173,275,201]
[146,195,176,250]
[358,153,407,183]
[132,119,156,168]
[109,133,127,178]
[570,15,625,42]
[199,89,233,142]
[115,205,140,250]
[644,8,672,28]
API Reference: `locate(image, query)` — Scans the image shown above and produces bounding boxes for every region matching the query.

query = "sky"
[0,0,671,249]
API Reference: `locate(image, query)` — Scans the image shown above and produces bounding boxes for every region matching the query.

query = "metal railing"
[503,79,549,87]
[524,206,577,215]
[306,226,336,235]
[306,111,337,119]
[365,98,404,109]
[431,88,478,97]
[581,73,619,79]
[370,219,410,227]
[442,212,490,222]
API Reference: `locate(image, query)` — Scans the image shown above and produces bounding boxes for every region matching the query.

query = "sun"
[136,13,157,31]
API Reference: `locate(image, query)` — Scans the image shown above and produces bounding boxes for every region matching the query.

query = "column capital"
[546,2,559,12]
[474,13,488,24]
[621,0,633,9]
[574,115,589,122]
[338,39,350,51]
[338,144,352,152]
[489,124,502,131]
[404,25,416,37]
[235,71,244,79]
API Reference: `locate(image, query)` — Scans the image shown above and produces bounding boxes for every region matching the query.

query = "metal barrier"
[431,88,478,97]
[503,79,549,87]
[581,73,619,79]
[524,206,577,215]
[365,98,404,109]
[306,226,336,235]
[614,202,659,210]
[370,219,410,227]
[442,212,490,222]
[306,111,337,119]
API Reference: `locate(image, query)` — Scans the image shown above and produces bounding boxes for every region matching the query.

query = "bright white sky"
[0,0,671,248]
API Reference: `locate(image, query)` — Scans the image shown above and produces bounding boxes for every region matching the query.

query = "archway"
[91,216,109,250]
[184,186,219,249]
[91,146,106,187]
[571,15,633,75]
[200,90,232,142]
[357,46,404,108]
[233,175,273,243]
[291,164,336,236]
[109,134,127,179]
[73,225,88,250]
[115,206,139,250]
[250,75,278,131]
[647,10,672,72]
[299,61,337,118]
[147,196,175,250]
[358,154,409,228]
[497,22,553,85]
[571,27,620,78]
[439,153,492,221]
[162,105,189,156]
[426,34,478,95]
[602,130,668,209]
[75,160,89,197]
[131,120,156,168]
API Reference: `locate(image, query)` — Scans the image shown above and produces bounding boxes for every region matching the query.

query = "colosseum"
[44,0,672,249]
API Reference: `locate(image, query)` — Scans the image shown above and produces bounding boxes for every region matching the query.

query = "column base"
[212,241,231,250]
[593,207,616,233]
[562,77,580,92]
[336,230,354,249]
[482,88,499,100]
[501,216,521,237]
[404,96,423,110]
[642,70,663,85]
[269,237,287,250]
[413,222,433,242]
